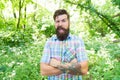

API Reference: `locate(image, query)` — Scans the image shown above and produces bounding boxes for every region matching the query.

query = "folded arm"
[40,58,88,76]
[49,58,88,75]
[40,63,62,76]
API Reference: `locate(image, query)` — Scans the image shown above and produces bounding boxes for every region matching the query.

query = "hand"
[70,58,77,64]
[49,58,61,67]
[59,58,77,69]
[58,63,71,69]
[57,63,71,73]
[66,58,78,74]
[57,58,77,72]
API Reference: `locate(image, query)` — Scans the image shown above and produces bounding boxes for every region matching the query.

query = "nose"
[58,21,62,26]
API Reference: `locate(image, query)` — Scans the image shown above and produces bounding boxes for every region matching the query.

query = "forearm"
[49,58,88,75]
[40,63,62,76]
[57,61,88,75]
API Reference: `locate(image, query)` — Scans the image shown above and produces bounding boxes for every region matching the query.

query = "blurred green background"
[0,0,120,80]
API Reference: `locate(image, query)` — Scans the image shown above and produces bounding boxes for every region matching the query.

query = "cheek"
[64,22,69,29]
[55,24,58,29]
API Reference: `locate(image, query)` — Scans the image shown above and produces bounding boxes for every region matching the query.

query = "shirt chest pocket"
[50,48,61,61]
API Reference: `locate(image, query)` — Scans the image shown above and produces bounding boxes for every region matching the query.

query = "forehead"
[55,14,68,21]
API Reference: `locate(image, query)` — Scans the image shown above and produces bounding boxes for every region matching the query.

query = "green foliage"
[0,29,33,47]
[83,36,120,80]
[65,0,120,37]
[0,17,5,29]
[85,37,102,52]
[40,24,55,37]
[0,0,5,9]
[112,0,120,9]
[0,40,45,79]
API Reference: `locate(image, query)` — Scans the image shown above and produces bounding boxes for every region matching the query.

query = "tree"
[64,0,120,37]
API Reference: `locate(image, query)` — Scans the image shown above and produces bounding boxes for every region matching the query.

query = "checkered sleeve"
[40,41,51,64]
[76,39,88,62]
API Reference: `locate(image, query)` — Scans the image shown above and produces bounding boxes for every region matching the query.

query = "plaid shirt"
[41,34,88,80]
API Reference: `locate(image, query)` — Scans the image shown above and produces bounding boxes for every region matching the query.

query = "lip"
[59,29,64,33]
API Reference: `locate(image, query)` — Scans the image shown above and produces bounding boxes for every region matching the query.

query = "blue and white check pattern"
[41,34,88,80]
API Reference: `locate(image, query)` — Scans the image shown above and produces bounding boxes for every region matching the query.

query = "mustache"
[57,26,66,31]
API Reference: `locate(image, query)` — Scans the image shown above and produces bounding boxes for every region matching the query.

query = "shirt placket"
[61,41,69,80]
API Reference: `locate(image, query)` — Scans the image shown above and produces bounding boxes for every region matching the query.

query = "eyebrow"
[56,18,67,21]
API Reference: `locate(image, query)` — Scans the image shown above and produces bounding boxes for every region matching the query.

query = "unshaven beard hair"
[56,26,69,41]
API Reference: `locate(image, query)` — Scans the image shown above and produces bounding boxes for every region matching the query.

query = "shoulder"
[47,35,56,41]
[70,34,83,41]
[45,35,56,45]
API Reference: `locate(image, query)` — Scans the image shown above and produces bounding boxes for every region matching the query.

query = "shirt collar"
[54,33,71,41]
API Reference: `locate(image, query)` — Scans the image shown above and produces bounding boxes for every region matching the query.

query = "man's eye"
[62,19,66,22]
[56,21,59,23]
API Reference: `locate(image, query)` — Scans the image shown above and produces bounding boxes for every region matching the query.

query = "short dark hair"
[53,9,70,20]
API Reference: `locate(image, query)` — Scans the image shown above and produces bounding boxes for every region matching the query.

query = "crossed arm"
[40,63,62,76]
[40,58,88,76]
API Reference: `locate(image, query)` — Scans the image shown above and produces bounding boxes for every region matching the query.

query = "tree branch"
[65,0,120,37]
[112,13,120,18]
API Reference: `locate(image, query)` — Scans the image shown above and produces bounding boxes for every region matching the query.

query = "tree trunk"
[33,3,37,21]
[10,0,17,18]
[17,0,22,29]
[23,5,26,29]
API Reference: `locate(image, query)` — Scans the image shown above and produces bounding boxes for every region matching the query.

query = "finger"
[70,58,77,63]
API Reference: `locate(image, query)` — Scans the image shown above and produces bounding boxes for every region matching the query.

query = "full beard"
[56,26,69,41]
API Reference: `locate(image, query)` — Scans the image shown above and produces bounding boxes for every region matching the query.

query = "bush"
[83,37,120,80]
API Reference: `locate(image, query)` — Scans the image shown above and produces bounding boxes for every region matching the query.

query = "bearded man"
[40,9,88,80]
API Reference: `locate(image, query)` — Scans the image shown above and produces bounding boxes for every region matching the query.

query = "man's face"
[54,14,70,41]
